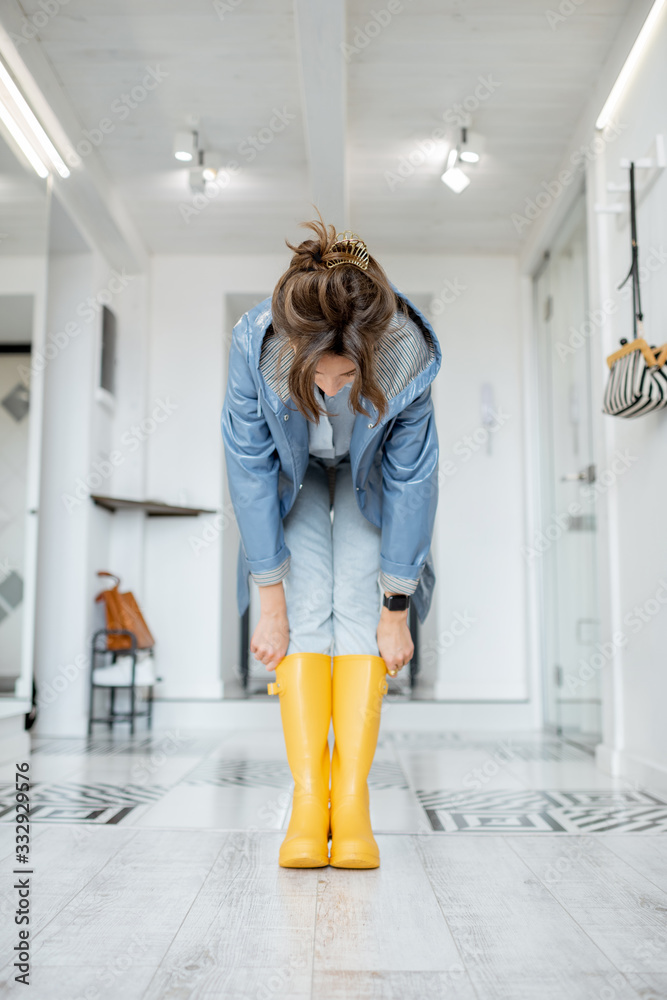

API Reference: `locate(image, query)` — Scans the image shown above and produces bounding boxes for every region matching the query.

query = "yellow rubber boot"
[329,654,388,868]
[267,652,332,867]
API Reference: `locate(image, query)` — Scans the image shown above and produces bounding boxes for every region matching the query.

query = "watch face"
[384,594,410,610]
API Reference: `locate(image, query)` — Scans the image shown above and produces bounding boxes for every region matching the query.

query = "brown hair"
[271,208,399,425]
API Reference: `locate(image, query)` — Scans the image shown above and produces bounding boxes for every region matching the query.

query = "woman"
[221,213,441,869]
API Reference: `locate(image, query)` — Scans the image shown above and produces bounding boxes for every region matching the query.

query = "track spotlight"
[201,151,222,181]
[441,145,470,193]
[441,165,471,193]
[440,126,484,192]
[173,130,197,162]
[459,128,485,163]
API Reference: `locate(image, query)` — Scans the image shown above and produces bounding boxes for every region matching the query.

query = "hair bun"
[285,209,341,270]
[296,242,327,270]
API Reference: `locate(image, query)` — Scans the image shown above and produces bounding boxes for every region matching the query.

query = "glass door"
[534,188,602,742]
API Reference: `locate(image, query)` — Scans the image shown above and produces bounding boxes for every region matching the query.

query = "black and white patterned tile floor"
[417,788,667,833]
[0,779,167,825]
[2,729,666,833]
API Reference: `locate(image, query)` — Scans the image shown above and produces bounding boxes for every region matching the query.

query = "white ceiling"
[5,0,633,255]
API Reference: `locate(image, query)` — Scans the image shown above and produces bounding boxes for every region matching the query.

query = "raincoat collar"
[244,282,441,423]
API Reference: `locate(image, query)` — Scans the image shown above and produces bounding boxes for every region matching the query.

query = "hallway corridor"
[2,0,667,994]
[1,727,666,999]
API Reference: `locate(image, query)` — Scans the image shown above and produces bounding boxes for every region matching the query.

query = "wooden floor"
[1,728,666,999]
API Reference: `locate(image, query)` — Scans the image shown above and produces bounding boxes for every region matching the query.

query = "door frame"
[531,184,602,739]
[14,178,52,702]
[521,176,605,738]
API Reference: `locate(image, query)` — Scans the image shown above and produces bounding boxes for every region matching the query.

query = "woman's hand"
[376,601,414,677]
[251,611,289,671]
[251,582,290,672]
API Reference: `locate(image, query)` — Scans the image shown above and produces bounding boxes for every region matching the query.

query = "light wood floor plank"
[163,966,311,1000]
[0,819,50,863]
[314,835,466,973]
[508,835,667,988]
[598,836,667,894]
[312,969,480,999]
[415,835,647,999]
[140,832,318,999]
[3,829,224,972]
[0,824,138,957]
[627,971,667,999]
[0,964,159,999]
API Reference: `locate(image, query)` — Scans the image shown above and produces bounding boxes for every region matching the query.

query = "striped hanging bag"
[602,161,667,417]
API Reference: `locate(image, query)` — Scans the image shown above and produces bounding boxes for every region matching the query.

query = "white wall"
[383,255,528,706]
[587,5,667,789]
[146,252,532,720]
[145,256,285,699]
[34,238,150,734]
[34,250,97,733]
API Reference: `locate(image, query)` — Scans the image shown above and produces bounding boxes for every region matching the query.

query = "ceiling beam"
[293,0,348,231]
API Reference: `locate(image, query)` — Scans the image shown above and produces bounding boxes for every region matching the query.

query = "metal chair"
[88,628,159,734]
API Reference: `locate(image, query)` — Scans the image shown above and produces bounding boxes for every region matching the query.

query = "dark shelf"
[90,495,216,517]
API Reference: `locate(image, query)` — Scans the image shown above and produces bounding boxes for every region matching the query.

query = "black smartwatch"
[382,593,411,612]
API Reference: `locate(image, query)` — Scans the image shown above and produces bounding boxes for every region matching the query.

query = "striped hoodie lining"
[250,554,291,587]
[253,563,419,596]
[258,305,435,404]
[379,571,419,596]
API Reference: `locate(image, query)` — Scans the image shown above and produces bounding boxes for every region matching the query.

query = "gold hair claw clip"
[327,231,369,271]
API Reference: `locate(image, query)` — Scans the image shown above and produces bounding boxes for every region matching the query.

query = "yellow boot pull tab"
[267,681,281,696]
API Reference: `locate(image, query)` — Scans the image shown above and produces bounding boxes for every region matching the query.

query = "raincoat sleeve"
[220,316,290,585]
[379,384,438,595]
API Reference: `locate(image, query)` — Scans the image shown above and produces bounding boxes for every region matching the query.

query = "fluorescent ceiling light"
[460,150,480,163]
[441,167,470,193]
[0,98,48,178]
[596,0,666,130]
[0,59,69,177]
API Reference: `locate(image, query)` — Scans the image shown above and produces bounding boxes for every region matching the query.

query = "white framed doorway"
[533,186,602,741]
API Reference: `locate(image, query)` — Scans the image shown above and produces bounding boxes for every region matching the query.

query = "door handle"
[560,463,596,483]
[575,618,599,644]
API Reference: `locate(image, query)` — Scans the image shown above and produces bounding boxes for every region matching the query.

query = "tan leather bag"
[94,571,155,651]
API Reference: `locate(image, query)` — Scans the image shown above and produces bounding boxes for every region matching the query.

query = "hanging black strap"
[617,161,643,339]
